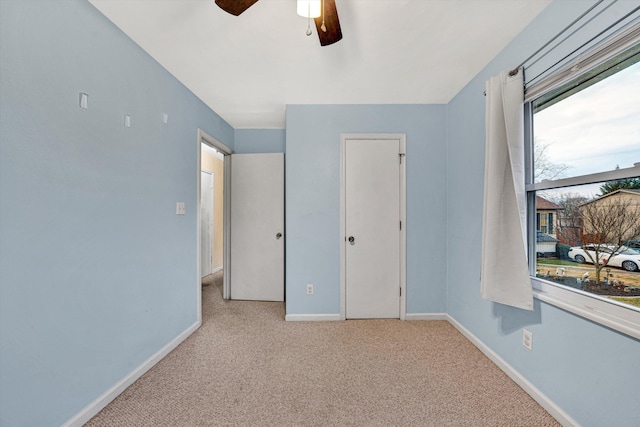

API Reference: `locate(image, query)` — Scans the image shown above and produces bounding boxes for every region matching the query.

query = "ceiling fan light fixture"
[297,0,321,18]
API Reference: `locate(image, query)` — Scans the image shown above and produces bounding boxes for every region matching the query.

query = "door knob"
[276,232,283,239]
[348,236,355,245]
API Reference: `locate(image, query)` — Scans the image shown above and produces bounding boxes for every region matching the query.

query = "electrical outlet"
[523,329,533,351]
[306,284,313,295]
[79,92,88,109]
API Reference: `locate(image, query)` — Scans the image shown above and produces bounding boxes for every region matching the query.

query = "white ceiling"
[89,0,551,129]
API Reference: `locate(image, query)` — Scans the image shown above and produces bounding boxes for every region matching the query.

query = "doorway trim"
[339,133,407,321]
[197,129,233,323]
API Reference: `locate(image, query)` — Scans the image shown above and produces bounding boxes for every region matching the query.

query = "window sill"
[531,277,640,340]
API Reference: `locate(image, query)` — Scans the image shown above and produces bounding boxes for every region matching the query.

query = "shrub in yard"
[557,244,571,260]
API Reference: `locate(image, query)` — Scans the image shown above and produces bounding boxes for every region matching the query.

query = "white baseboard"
[61,320,202,427]
[286,313,448,321]
[285,314,341,322]
[405,313,448,320]
[211,266,223,274]
[446,315,578,427]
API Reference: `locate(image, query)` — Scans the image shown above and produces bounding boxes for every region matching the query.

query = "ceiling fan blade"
[215,0,259,16]
[314,0,342,46]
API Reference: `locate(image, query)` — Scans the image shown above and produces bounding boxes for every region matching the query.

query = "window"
[526,42,640,337]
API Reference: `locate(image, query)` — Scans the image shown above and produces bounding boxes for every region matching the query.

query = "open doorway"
[197,129,286,318]
[200,169,214,277]
[200,145,223,276]
[197,129,232,322]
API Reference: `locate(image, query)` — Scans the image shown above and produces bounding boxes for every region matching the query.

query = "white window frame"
[524,36,640,340]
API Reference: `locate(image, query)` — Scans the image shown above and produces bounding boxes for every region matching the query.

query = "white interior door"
[345,138,401,318]
[230,153,284,301]
[200,170,213,278]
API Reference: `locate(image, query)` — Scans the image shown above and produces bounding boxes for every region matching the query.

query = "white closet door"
[345,139,400,318]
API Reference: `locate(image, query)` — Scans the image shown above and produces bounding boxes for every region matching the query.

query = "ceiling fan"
[214,0,343,46]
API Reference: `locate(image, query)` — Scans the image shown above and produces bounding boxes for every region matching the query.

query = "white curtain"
[481,68,533,311]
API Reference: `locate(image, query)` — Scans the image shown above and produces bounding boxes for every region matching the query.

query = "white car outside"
[568,245,640,272]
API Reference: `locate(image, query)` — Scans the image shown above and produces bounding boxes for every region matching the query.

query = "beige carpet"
[86,271,559,426]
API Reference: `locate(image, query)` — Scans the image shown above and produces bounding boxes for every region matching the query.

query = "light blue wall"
[446,2,640,426]
[3,0,638,425]
[235,129,285,153]
[0,1,234,426]
[285,105,447,315]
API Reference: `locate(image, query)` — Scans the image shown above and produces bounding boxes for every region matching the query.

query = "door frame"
[197,129,233,323]
[340,134,407,320]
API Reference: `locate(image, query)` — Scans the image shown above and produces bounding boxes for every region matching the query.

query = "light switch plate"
[523,329,533,351]
[176,202,186,215]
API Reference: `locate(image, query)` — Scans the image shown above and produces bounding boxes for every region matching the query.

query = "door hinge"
[400,220,402,230]
[399,153,406,164]
[400,287,402,297]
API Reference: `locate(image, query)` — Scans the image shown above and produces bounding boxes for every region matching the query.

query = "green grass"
[537,259,578,266]
[608,297,640,308]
